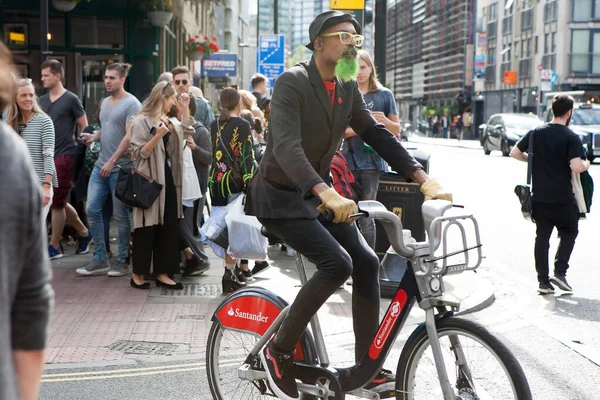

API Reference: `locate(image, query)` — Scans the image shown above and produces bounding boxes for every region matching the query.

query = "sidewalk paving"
[47,233,494,367]
[407,132,482,150]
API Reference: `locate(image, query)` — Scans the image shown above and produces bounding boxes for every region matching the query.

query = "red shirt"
[323,80,336,109]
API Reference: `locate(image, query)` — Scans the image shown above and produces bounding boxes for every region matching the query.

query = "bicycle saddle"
[260,226,284,245]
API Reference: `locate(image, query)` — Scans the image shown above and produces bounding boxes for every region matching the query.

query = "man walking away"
[78,63,142,277]
[39,59,92,259]
[441,114,449,139]
[172,66,215,127]
[251,73,269,111]
[0,43,54,400]
[510,94,590,294]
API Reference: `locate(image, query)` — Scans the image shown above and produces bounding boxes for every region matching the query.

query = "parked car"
[481,113,544,156]
[418,118,429,134]
[545,103,600,162]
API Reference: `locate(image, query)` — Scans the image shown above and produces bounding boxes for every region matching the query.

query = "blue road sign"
[551,72,558,85]
[258,34,285,87]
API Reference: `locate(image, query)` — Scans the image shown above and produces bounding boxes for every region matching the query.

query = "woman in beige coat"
[129,81,194,290]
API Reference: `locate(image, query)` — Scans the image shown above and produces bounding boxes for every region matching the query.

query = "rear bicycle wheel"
[206,322,317,400]
[206,322,269,400]
[395,317,531,400]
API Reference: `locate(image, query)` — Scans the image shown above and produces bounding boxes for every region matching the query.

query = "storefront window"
[2,11,65,47]
[71,17,124,49]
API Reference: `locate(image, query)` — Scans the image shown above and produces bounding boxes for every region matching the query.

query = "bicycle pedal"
[346,388,381,399]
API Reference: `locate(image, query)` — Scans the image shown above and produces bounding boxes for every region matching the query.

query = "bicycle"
[206,200,532,400]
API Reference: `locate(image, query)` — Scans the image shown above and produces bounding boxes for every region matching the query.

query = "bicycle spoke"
[208,325,273,400]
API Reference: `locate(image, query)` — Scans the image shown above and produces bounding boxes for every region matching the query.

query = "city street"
[39,140,600,400]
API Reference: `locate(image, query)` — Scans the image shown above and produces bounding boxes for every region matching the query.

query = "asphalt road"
[39,142,600,400]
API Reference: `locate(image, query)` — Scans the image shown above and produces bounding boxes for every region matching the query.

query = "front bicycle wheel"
[395,317,531,400]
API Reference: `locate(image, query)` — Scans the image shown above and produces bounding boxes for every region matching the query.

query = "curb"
[408,135,482,151]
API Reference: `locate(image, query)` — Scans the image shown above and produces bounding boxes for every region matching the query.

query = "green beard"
[335,47,359,83]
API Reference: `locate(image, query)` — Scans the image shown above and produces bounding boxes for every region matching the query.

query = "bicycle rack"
[421,213,484,278]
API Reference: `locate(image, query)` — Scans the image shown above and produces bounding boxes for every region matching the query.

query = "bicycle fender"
[212,287,318,364]
[402,311,455,347]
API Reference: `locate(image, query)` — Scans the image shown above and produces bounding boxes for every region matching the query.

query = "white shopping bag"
[225,195,268,260]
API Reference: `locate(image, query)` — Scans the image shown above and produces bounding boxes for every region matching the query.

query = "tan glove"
[420,178,453,202]
[316,187,358,224]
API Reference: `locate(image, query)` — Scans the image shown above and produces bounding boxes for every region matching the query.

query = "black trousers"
[132,162,180,276]
[180,204,209,262]
[258,217,380,362]
[532,201,579,284]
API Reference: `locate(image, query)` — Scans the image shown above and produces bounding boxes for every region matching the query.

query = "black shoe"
[182,255,210,276]
[537,282,555,294]
[222,268,246,293]
[365,369,396,398]
[252,261,270,276]
[242,269,254,281]
[280,244,287,252]
[130,278,151,290]
[143,273,157,281]
[550,275,573,292]
[156,279,184,290]
[235,265,249,283]
[260,343,299,400]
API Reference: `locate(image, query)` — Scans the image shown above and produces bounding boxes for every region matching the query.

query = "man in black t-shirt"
[39,59,91,260]
[511,94,590,294]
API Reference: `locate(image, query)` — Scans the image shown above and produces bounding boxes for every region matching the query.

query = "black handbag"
[115,165,163,209]
[514,130,535,222]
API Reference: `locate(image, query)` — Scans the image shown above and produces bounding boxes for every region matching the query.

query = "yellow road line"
[42,367,205,383]
[43,362,204,378]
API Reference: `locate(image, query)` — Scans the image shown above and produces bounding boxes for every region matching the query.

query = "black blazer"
[246,57,421,219]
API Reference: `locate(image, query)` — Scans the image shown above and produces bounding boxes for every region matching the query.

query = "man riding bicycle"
[246,11,452,400]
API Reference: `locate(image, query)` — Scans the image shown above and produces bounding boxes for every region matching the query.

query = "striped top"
[19,113,58,187]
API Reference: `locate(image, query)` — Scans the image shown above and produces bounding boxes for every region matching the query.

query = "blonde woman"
[7,79,57,221]
[128,82,194,290]
[341,50,401,250]
[239,89,264,121]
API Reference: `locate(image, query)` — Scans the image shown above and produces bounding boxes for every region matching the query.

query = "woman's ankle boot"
[222,267,246,293]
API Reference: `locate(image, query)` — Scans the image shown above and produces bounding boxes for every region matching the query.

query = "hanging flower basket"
[147,11,174,27]
[188,51,204,61]
[184,35,220,61]
[52,0,78,12]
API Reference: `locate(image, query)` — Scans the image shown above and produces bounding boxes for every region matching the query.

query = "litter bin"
[376,148,430,298]
[375,148,430,260]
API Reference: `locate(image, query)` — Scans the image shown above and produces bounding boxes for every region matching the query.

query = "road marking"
[42,366,205,382]
[43,362,204,378]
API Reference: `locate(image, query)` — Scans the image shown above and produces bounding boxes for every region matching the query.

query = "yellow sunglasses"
[320,32,364,47]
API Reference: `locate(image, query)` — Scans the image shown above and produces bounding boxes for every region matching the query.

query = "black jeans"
[532,201,579,284]
[132,162,180,276]
[258,217,380,362]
